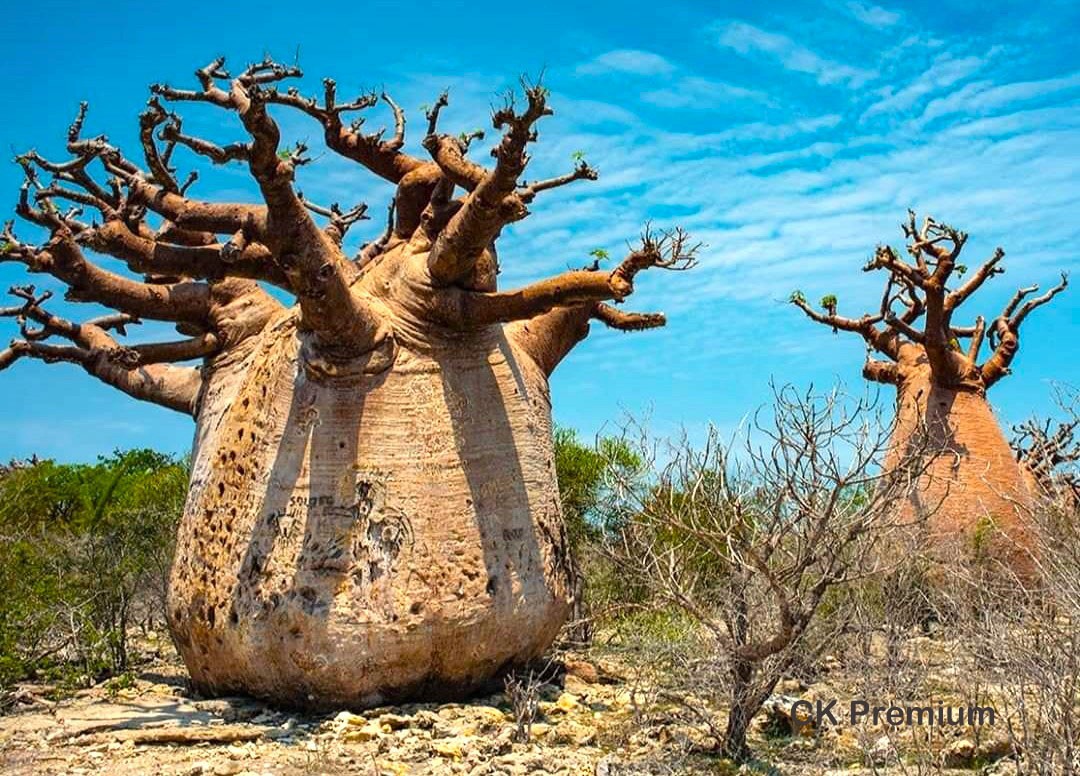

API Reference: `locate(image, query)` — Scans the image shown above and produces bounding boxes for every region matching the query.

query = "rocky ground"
[0,634,1024,775]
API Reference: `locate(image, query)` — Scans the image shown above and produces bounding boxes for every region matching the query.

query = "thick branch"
[459,232,696,326]
[121,174,267,236]
[8,340,200,413]
[863,358,900,385]
[427,81,553,286]
[966,315,986,362]
[945,247,1004,313]
[127,333,219,364]
[592,303,665,331]
[421,93,487,192]
[264,79,424,183]
[81,220,284,286]
[153,58,389,360]
[4,223,211,325]
[506,304,592,376]
[0,293,201,413]
[981,273,1068,387]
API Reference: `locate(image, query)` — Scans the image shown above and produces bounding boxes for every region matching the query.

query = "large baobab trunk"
[0,59,697,707]
[793,211,1067,581]
[889,369,1036,578]
[170,310,571,705]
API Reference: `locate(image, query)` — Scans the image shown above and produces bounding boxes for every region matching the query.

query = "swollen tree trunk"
[169,309,573,706]
[889,368,1037,580]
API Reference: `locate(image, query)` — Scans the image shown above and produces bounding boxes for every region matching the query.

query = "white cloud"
[713,20,877,87]
[844,1,901,28]
[918,71,1080,125]
[641,75,774,109]
[576,49,675,76]
[687,114,843,147]
[862,51,993,119]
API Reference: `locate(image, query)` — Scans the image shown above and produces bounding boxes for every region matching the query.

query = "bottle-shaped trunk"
[887,371,1037,581]
[167,313,572,708]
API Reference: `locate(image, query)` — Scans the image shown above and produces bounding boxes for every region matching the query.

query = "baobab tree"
[0,57,697,707]
[1012,415,1080,507]
[792,212,1067,579]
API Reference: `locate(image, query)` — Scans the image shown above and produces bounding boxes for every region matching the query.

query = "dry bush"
[504,669,542,743]
[830,415,1080,773]
[943,498,1080,774]
[597,384,930,762]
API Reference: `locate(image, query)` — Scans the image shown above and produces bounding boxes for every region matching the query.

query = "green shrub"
[0,449,186,702]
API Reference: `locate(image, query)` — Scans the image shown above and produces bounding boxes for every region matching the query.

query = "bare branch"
[298,194,369,246]
[152,56,390,359]
[0,287,201,413]
[517,159,598,203]
[159,114,250,164]
[458,228,698,326]
[945,247,1004,312]
[263,73,424,184]
[2,221,212,324]
[427,79,554,286]
[981,273,1068,387]
[592,303,665,331]
[965,315,986,362]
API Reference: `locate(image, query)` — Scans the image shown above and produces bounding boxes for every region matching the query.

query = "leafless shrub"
[504,667,544,742]
[598,383,931,762]
[942,496,1080,775]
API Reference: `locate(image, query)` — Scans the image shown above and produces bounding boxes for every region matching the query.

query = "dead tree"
[0,57,697,708]
[792,211,1068,580]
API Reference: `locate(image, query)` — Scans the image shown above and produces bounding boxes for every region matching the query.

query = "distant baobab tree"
[792,212,1067,579]
[1013,414,1080,507]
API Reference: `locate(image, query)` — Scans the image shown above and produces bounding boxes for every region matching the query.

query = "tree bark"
[167,309,573,708]
[723,661,755,762]
[887,367,1037,582]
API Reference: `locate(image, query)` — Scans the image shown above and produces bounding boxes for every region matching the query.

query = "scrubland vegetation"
[1,386,1078,773]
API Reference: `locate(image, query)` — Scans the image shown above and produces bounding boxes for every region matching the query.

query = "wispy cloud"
[641,76,774,109]
[862,51,994,119]
[576,49,771,112]
[712,20,878,87]
[918,71,1080,125]
[576,49,675,76]
[843,1,901,28]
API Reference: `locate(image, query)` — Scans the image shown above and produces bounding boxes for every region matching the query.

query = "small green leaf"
[589,248,610,261]
[789,290,806,304]
[820,294,838,309]
[571,150,586,162]
[955,264,968,276]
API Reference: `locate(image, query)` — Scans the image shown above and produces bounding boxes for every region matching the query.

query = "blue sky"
[0,0,1077,461]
